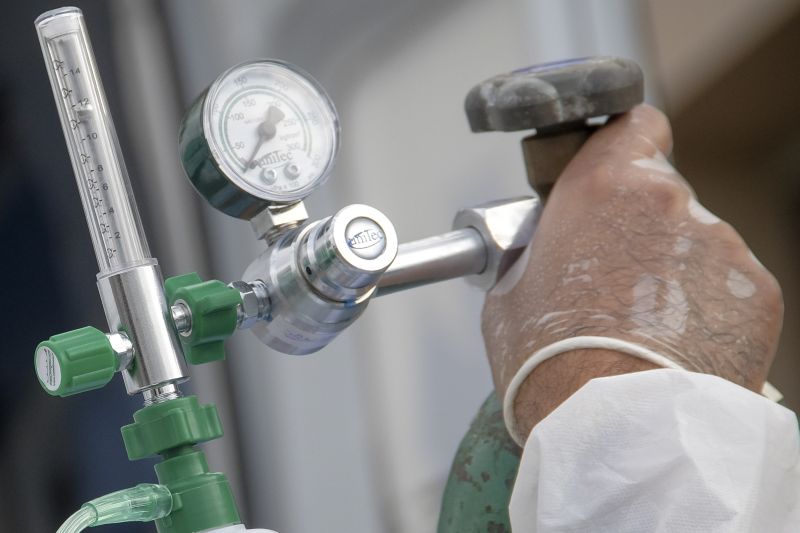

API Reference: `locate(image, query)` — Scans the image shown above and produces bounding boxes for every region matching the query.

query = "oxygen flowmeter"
[35,8,243,533]
[32,6,645,532]
[35,7,188,400]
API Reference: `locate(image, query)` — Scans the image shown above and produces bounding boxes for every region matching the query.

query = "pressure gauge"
[180,60,340,219]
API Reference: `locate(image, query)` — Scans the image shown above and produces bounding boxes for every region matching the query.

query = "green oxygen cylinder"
[437,393,521,533]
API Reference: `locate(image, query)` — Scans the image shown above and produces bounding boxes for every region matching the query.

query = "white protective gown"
[509,369,800,532]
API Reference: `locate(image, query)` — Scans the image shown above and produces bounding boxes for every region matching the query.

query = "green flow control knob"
[165,273,241,365]
[35,326,119,397]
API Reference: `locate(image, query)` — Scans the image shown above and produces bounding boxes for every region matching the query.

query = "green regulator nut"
[34,326,126,397]
[165,273,241,365]
[122,396,223,460]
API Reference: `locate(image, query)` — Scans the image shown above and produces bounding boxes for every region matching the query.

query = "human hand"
[482,105,784,439]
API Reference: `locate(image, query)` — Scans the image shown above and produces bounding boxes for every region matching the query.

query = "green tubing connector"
[165,272,241,365]
[121,397,241,533]
[154,448,240,533]
[34,326,118,397]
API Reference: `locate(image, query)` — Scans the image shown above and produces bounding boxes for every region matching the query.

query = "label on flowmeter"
[36,346,62,392]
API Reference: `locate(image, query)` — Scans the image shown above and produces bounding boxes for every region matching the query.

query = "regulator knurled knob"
[35,326,119,397]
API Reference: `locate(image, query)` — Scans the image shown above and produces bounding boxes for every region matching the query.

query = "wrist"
[508,348,660,442]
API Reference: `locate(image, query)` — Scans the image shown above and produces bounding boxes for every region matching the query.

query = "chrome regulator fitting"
[242,204,398,354]
[229,280,270,330]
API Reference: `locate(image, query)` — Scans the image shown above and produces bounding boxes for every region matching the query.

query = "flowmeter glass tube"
[36,7,151,276]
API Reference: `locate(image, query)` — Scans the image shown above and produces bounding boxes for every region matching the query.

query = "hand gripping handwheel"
[438,56,645,533]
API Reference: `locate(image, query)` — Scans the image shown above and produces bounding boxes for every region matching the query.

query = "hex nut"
[229,280,268,329]
[452,197,541,290]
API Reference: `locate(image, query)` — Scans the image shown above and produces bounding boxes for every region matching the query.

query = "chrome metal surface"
[377,197,540,295]
[250,201,309,241]
[106,331,135,371]
[376,228,487,296]
[230,279,270,329]
[300,204,398,302]
[173,299,193,338]
[98,263,189,394]
[142,383,182,406]
[242,204,396,354]
[241,199,538,353]
[453,196,541,290]
[171,301,191,335]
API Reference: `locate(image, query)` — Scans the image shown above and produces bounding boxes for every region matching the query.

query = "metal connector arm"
[377,196,541,296]
[171,198,539,356]
[375,228,487,296]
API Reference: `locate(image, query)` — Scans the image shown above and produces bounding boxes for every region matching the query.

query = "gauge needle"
[246,105,286,168]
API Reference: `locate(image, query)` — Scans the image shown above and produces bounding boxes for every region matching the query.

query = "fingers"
[523,103,685,207]
[566,104,672,174]
[598,104,674,158]
[547,104,696,218]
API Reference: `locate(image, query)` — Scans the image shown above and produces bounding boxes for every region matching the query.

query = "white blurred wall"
[158,1,654,532]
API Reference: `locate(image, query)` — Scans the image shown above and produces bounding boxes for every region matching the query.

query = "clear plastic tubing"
[55,483,173,533]
[56,507,95,533]
[36,7,152,276]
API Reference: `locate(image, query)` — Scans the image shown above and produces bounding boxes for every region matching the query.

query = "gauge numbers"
[203,60,339,203]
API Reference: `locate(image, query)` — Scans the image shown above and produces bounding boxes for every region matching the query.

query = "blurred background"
[1,0,798,531]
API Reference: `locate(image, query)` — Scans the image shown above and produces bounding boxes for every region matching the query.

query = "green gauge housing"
[180,59,340,219]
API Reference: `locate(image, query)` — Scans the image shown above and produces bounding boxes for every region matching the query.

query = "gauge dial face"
[203,60,339,203]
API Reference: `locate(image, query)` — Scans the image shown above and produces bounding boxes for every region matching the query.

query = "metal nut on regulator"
[229,280,270,329]
[453,197,542,290]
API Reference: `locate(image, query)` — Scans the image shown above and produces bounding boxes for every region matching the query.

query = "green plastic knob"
[165,273,241,365]
[35,326,118,397]
[121,396,223,460]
